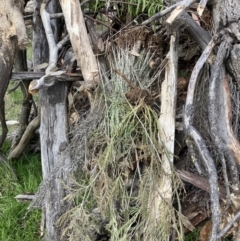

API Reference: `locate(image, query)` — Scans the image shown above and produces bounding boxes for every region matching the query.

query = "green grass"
[0,142,42,241]
[0,47,42,240]
[184,229,200,241]
[27,40,32,61]
[3,81,26,137]
[5,82,23,122]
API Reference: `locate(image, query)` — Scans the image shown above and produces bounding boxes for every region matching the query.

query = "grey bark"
[209,0,240,173]
[32,1,72,240]
[227,44,240,89]
[39,83,71,241]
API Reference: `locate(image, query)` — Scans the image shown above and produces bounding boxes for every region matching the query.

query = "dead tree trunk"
[153,32,178,241]
[39,82,71,241]
[208,1,240,240]
[0,0,27,148]
[209,0,240,173]
[30,1,72,240]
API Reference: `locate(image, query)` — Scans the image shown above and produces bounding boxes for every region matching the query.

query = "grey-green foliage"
[61,49,183,241]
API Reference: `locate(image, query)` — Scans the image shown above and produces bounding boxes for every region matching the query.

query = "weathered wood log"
[39,82,71,241]
[59,0,100,101]
[151,32,178,241]
[11,72,45,79]
[31,1,73,240]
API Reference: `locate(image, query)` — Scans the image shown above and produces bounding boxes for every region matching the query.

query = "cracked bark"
[32,1,72,240]
[209,0,240,179]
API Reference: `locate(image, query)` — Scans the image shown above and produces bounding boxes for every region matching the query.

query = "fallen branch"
[154,32,178,239]
[11,72,82,81]
[11,72,45,79]
[183,39,221,241]
[177,170,227,200]
[15,194,35,202]
[8,114,40,160]
[59,0,100,102]
[28,3,69,94]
